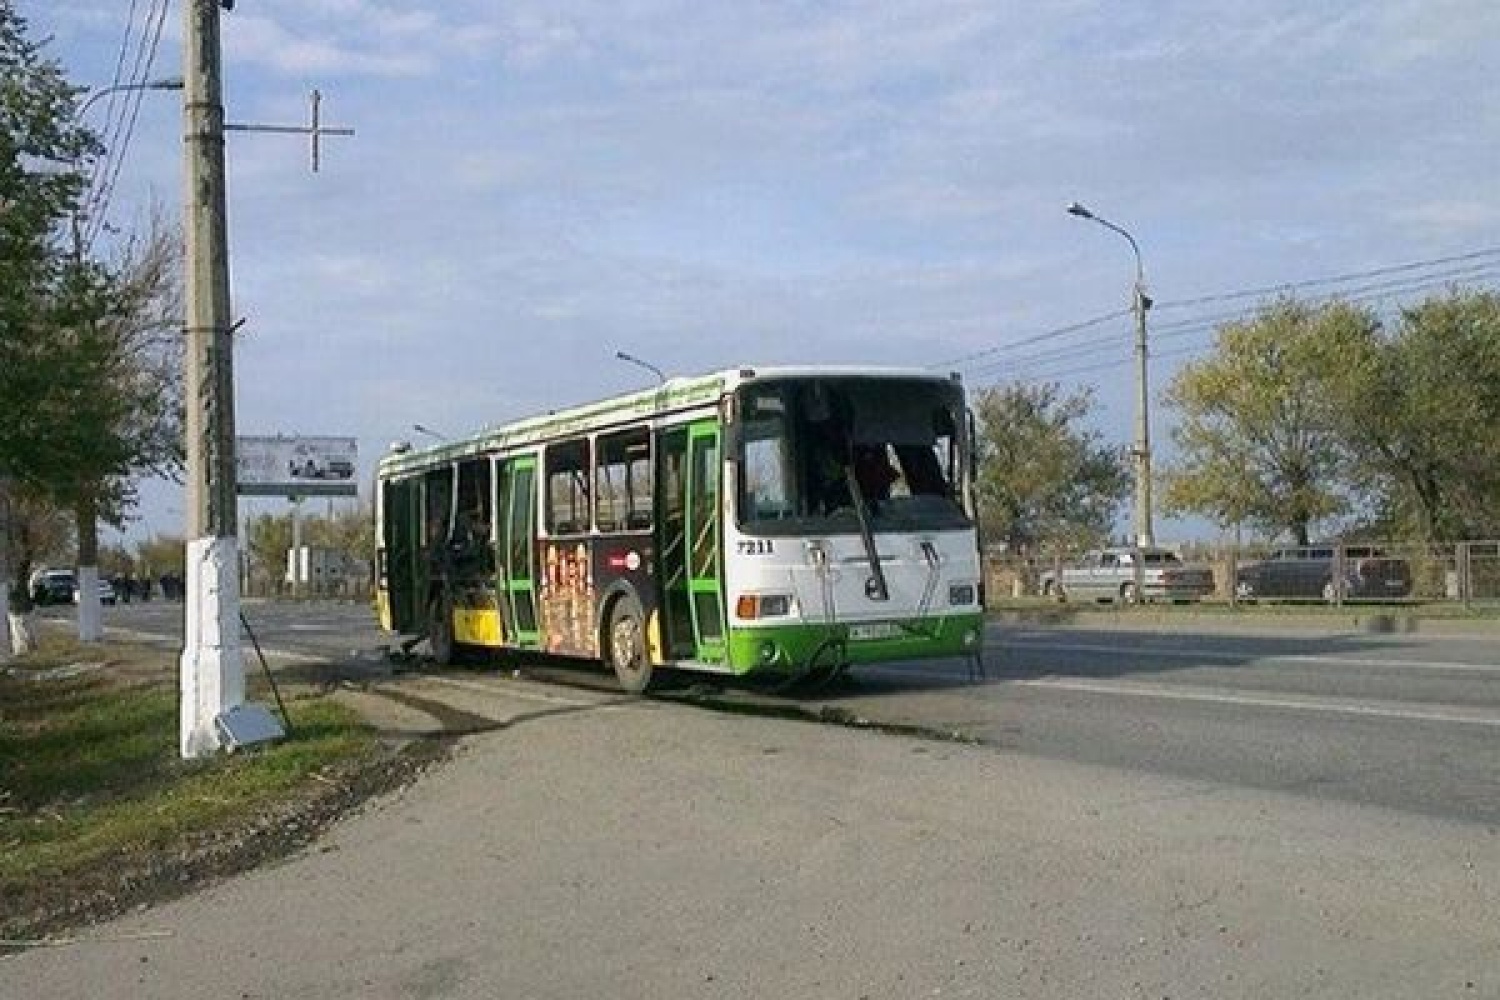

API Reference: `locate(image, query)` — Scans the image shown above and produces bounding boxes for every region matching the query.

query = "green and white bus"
[375,366,984,691]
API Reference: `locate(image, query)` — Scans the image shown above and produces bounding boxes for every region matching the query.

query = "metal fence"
[987,540,1500,609]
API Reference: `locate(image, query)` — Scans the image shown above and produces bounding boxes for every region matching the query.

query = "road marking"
[997,637,1500,674]
[1013,676,1500,728]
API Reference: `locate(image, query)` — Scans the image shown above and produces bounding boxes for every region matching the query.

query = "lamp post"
[615,350,666,385]
[77,76,184,119]
[1067,200,1154,548]
[411,423,447,442]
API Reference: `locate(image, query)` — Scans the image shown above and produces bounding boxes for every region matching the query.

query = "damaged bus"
[374,366,984,692]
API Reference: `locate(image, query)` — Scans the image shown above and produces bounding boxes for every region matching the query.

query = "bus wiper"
[844,463,889,602]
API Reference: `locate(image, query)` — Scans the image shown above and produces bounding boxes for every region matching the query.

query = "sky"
[30,0,1500,545]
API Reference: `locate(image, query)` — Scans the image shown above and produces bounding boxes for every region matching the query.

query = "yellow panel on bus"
[454,608,504,647]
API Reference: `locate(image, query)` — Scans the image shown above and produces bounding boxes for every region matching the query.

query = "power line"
[957,255,1500,385]
[82,0,171,253]
[987,266,1500,385]
[1152,245,1500,312]
[933,306,1130,368]
[946,244,1500,382]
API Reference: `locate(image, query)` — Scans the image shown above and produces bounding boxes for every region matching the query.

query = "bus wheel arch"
[602,590,652,694]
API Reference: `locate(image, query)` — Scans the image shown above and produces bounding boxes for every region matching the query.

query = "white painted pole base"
[179,535,244,759]
[77,564,103,642]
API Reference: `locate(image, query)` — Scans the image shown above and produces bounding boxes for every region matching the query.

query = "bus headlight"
[948,583,976,606]
[735,593,798,620]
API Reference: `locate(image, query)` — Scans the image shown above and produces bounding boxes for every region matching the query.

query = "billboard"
[237,435,359,497]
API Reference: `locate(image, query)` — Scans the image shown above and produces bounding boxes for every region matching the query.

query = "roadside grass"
[0,633,384,932]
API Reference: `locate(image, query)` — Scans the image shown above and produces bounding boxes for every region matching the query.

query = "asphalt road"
[65,599,1500,827]
[836,618,1500,827]
[10,602,1499,997]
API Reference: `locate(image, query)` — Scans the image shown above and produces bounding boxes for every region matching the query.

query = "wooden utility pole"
[180,0,243,758]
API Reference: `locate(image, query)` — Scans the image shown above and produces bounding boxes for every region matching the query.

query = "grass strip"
[0,639,388,932]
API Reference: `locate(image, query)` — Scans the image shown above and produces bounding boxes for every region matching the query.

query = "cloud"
[35,1,1500,539]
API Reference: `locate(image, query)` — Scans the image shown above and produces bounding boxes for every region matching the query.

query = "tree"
[1,6,100,656]
[972,381,1129,553]
[1161,299,1378,545]
[1330,289,1500,541]
[47,214,184,637]
[0,4,100,480]
[135,532,186,582]
[2,479,72,608]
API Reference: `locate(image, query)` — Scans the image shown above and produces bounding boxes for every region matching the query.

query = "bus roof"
[378,364,960,478]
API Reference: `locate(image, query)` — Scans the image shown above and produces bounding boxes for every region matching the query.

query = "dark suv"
[1234,545,1412,602]
[30,569,77,606]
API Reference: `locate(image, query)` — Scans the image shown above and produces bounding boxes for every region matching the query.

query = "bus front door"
[498,456,540,648]
[686,423,725,663]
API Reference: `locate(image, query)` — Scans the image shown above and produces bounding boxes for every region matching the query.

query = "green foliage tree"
[0,5,98,636]
[309,504,375,564]
[46,215,184,628]
[2,480,72,610]
[135,533,186,581]
[0,4,100,483]
[1329,289,1500,541]
[246,513,295,591]
[244,505,373,594]
[972,381,1129,553]
[1,4,182,641]
[1161,299,1378,545]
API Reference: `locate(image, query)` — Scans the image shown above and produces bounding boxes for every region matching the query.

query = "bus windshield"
[735,377,970,535]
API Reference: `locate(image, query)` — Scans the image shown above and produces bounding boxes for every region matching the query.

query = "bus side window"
[545,439,591,535]
[596,429,652,533]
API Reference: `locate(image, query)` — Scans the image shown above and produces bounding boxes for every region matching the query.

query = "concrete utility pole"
[180,0,243,758]
[1067,201,1155,548]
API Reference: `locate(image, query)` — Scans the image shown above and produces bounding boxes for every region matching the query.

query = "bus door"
[383,479,422,632]
[497,456,540,648]
[686,422,725,662]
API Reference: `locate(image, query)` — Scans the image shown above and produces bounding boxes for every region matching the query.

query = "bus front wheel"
[606,595,652,694]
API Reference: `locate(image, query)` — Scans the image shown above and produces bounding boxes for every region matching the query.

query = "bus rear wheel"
[606,595,652,694]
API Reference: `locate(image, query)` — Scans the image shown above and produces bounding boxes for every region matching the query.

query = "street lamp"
[615,350,666,385]
[411,423,447,442]
[78,76,185,119]
[1067,200,1155,548]
[71,77,185,254]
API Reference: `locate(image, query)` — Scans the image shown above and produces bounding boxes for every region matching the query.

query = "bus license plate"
[849,620,902,641]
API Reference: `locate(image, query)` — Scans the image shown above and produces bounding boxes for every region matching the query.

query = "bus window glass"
[734,378,969,536]
[740,393,793,521]
[546,439,591,535]
[596,430,652,532]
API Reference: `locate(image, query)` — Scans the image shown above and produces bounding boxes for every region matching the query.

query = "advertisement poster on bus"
[237,435,359,497]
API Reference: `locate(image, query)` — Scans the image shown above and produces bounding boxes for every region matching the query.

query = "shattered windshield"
[734,377,970,535]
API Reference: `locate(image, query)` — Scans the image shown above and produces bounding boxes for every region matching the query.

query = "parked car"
[73,578,117,606]
[29,568,76,606]
[1040,546,1216,604]
[1233,545,1413,602]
